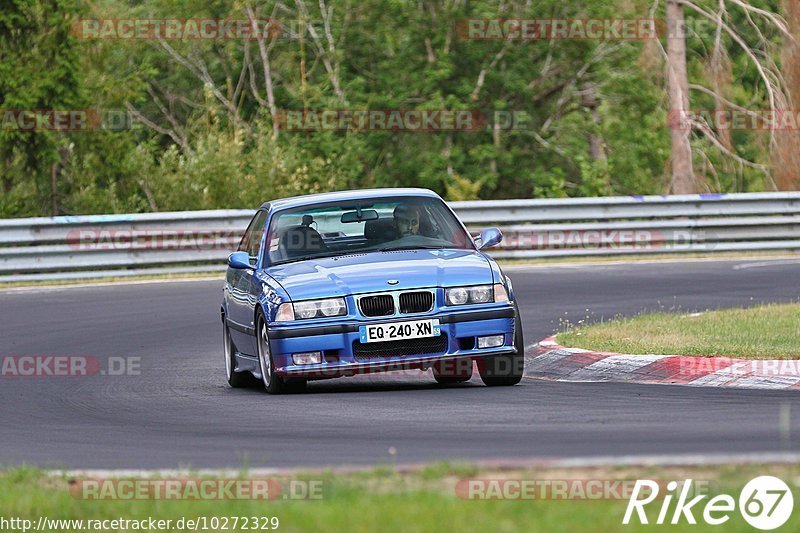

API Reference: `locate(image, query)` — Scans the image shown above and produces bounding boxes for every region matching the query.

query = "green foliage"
[445,174,482,201]
[0,0,789,217]
[0,0,87,215]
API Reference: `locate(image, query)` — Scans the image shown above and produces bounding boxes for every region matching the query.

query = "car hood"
[266,249,494,300]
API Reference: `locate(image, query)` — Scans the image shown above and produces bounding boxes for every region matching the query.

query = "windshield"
[266,196,474,264]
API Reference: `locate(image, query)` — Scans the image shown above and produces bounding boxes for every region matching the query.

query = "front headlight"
[292,298,347,319]
[446,284,505,306]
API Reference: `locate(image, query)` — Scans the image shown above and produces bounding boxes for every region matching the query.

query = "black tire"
[433,357,474,384]
[256,313,307,394]
[224,319,252,388]
[478,305,524,387]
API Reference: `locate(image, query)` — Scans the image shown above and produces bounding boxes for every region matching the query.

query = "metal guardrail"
[1,192,799,281]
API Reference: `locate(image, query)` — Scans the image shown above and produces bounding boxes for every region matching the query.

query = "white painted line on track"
[0,276,223,294]
[733,259,800,270]
[535,452,800,468]
[49,468,281,479]
[48,452,800,478]
[502,255,800,271]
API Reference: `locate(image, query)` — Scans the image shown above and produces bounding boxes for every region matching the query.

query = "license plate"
[359,319,441,343]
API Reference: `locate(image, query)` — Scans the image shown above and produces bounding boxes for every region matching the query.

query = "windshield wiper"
[275,245,455,265]
[273,250,349,265]
[375,245,443,252]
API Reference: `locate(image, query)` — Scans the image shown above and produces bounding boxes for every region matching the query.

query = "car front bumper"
[268,306,516,378]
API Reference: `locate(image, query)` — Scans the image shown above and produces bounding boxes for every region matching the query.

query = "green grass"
[558,303,800,359]
[1,464,799,532]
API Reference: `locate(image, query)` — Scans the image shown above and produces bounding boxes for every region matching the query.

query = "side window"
[237,213,258,253]
[238,210,268,262]
[249,211,268,258]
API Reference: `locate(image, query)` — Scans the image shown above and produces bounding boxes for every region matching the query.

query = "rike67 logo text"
[623,476,794,530]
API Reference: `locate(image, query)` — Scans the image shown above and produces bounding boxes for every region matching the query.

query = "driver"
[393,204,421,237]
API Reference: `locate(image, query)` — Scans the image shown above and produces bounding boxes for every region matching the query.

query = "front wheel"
[478,307,524,387]
[257,314,307,394]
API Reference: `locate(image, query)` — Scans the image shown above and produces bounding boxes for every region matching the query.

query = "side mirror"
[228,251,252,270]
[477,227,503,250]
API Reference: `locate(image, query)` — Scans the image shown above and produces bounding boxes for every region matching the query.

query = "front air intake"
[359,294,394,317]
[399,291,434,314]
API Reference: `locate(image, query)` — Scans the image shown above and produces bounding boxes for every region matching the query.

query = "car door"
[226,209,268,356]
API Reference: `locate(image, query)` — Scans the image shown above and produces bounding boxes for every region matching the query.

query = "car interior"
[268,199,471,263]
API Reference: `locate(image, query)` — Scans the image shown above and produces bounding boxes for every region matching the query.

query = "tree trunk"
[666,0,695,194]
[775,0,800,190]
[581,81,606,162]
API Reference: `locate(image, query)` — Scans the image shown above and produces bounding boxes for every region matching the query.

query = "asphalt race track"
[1,258,799,470]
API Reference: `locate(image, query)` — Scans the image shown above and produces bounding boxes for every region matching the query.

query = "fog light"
[292,352,322,365]
[477,335,504,349]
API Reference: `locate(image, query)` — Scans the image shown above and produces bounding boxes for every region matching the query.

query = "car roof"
[260,188,441,211]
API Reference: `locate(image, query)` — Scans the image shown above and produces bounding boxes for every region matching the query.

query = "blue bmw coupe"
[222,188,523,393]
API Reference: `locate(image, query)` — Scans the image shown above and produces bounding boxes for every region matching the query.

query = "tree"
[0,0,85,215]
[666,0,695,193]
[775,0,800,190]
[656,0,792,193]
